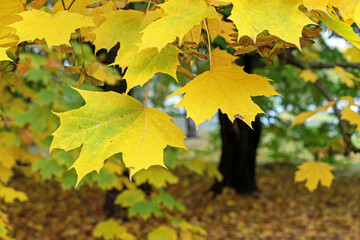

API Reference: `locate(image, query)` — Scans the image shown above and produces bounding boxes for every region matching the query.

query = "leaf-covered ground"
[5,163,360,239]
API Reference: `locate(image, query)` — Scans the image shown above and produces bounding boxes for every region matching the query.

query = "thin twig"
[204,19,212,70]
[67,0,76,10]
[214,3,233,11]
[146,0,151,12]
[144,79,150,108]
[61,0,66,10]
[74,189,99,223]
[78,31,85,69]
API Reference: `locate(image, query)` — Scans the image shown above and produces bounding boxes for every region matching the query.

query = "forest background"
[1,0,360,239]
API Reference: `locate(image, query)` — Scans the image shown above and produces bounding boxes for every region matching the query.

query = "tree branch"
[310,62,360,70]
[74,189,99,223]
[214,4,233,11]
[280,50,360,155]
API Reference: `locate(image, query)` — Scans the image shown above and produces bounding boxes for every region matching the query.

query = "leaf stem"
[146,0,151,13]
[204,19,212,70]
[79,31,85,69]
[61,0,66,10]
[144,79,150,108]
[67,0,76,10]
[209,0,216,6]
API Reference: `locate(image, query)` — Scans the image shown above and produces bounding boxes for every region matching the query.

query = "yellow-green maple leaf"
[50,88,186,185]
[10,9,94,46]
[133,165,178,188]
[314,10,360,49]
[92,9,162,68]
[169,61,278,127]
[295,161,334,191]
[124,44,181,92]
[148,226,177,240]
[92,9,144,52]
[93,218,135,240]
[227,0,312,47]
[139,0,218,51]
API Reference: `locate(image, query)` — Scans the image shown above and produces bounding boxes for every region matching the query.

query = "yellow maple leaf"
[10,9,94,46]
[0,165,13,184]
[169,52,278,127]
[124,44,181,91]
[50,88,186,185]
[52,0,96,14]
[295,161,334,191]
[303,0,329,11]
[139,0,218,51]
[291,101,335,127]
[0,0,25,21]
[344,47,360,62]
[333,66,360,87]
[90,62,121,85]
[0,47,10,61]
[52,1,118,42]
[0,184,28,203]
[299,69,318,83]
[342,106,360,131]
[0,141,17,170]
[182,24,203,45]
[0,0,24,60]
[211,48,237,66]
[330,0,358,24]
[207,15,236,43]
[227,0,312,47]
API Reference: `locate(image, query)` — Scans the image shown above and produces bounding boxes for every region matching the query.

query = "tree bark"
[186,116,199,138]
[213,113,261,194]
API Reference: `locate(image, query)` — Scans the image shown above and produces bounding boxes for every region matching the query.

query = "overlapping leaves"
[50,88,186,184]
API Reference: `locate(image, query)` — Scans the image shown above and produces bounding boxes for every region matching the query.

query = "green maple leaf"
[50,88,186,185]
[128,200,162,219]
[154,188,185,211]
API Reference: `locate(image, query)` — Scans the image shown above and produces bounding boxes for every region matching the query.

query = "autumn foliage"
[1,0,360,239]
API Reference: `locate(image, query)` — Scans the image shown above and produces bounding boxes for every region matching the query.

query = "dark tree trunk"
[212,53,264,195]
[186,116,199,138]
[213,113,261,194]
